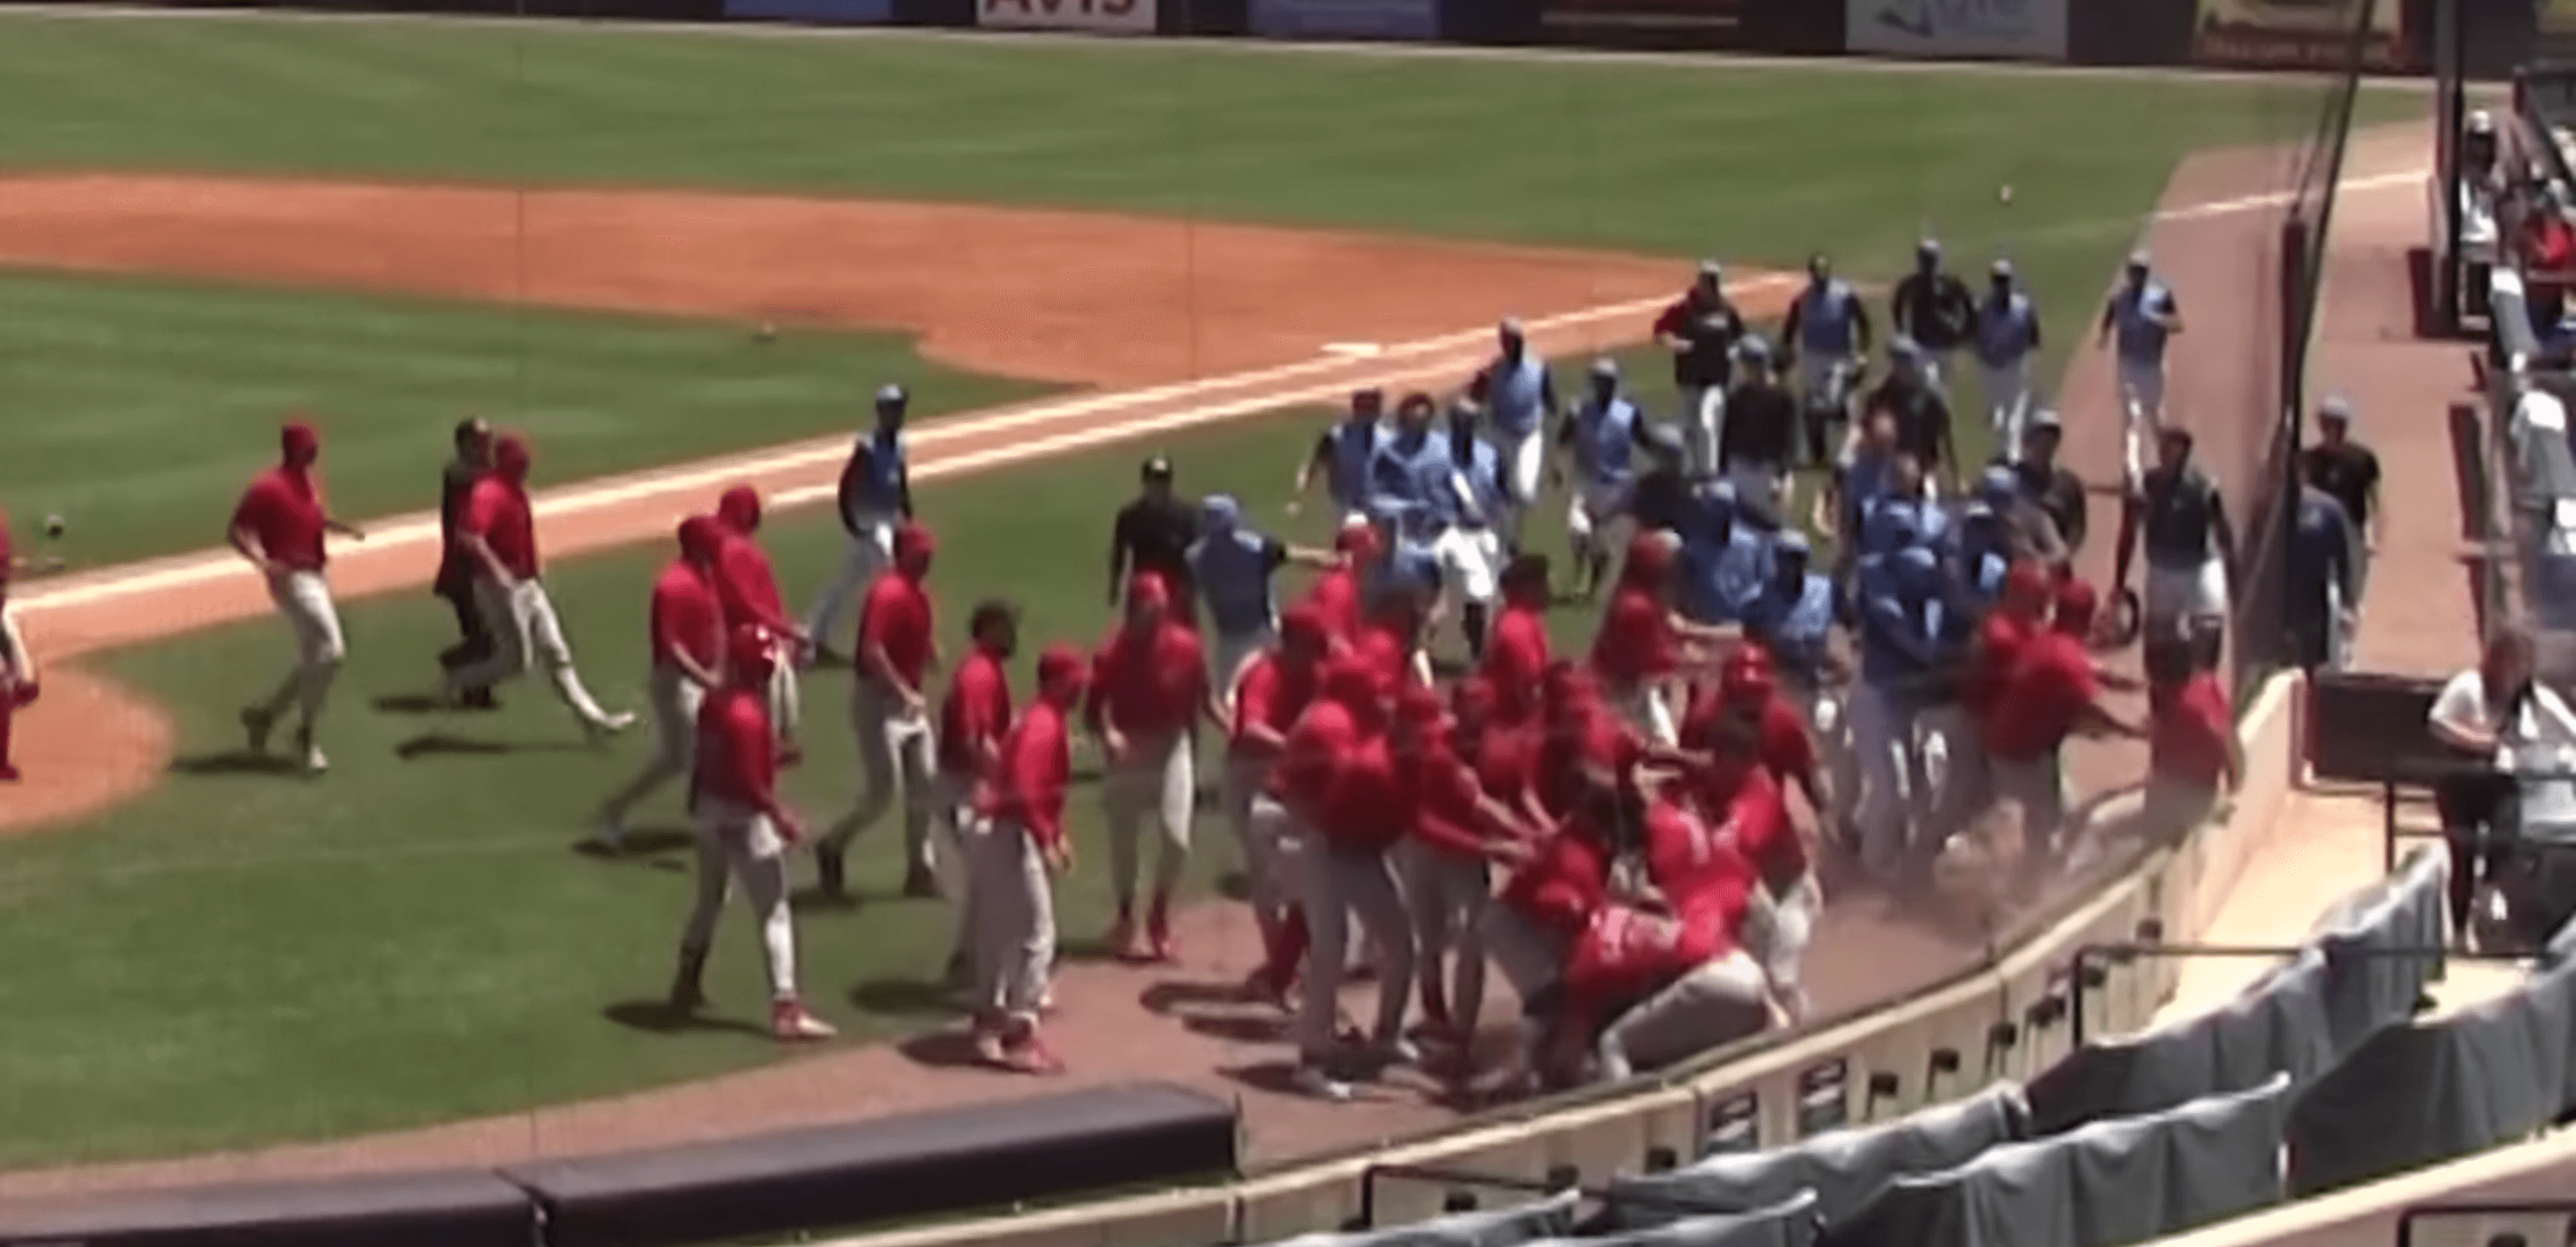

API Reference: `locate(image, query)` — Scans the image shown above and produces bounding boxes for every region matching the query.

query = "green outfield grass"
[0,272,1054,569]
[0,12,2422,564]
[0,13,2428,1166]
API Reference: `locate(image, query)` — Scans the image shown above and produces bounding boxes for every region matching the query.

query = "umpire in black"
[436,417,498,709]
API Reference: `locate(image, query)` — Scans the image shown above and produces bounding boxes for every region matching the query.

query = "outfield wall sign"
[979,0,1157,30]
[2191,0,2409,69]
[1847,0,2065,60]
[1540,0,1745,49]
[725,0,895,21]
[1250,0,1440,39]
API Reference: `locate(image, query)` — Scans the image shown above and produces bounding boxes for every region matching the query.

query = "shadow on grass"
[573,829,695,860]
[169,751,304,777]
[849,977,967,1020]
[602,999,769,1039]
[897,1029,1001,1072]
[394,734,586,759]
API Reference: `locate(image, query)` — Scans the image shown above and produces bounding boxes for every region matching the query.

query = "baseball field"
[0,9,2421,1177]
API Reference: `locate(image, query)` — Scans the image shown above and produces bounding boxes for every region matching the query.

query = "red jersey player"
[674,624,834,1043]
[967,643,1088,1075]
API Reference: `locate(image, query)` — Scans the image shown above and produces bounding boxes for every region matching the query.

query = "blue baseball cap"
[875,383,908,411]
[1979,465,2020,503]
[1775,530,1812,558]
[1890,336,1924,363]
[1739,335,1774,363]
[1201,494,1241,530]
[1589,357,1621,381]
[2319,394,2355,425]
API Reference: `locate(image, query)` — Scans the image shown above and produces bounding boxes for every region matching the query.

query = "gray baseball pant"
[1296,838,1416,1062]
[1105,731,1194,911]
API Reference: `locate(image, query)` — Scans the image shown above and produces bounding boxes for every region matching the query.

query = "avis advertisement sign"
[979,0,1157,31]
[2192,0,2408,69]
[1848,0,2066,60]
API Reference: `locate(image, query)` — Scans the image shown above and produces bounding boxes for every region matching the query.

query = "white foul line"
[10,285,1767,619]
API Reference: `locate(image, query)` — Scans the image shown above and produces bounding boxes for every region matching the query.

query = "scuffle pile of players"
[158,240,2239,1099]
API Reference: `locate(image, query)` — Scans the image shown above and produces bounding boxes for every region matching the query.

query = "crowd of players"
[542,241,2256,1097]
[0,241,2268,1098]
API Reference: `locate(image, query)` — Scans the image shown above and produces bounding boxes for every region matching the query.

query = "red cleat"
[770,999,837,1042]
[0,765,19,784]
[1004,1037,1066,1075]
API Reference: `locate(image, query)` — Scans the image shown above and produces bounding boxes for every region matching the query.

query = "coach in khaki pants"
[1087,572,1208,963]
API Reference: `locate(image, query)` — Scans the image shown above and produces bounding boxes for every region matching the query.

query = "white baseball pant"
[599,663,706,827]
[1786,680,1860,834]
[1104,730,1194,910]
[1567,480,1632,561]
[1403,842,1490,1031]
[1430,526,1502,606]
[681,796,801,1003]
[1224,759,1299,941]
[1744,873,1821,1022]
[1981,357,2033,462]
[1208,624,1275,717]
[931,770,980,962]
[448,578,621,731]
[1849,683,1933,879]
[1594,949,1770,1081]
[803,511,899,648]
[1797,353,1854,411]
[970,815,1055,1030]
[1992,751,2071,878]
[2117,356,2167,483]
[1483,425,1546,550]
[1916,701,1981,855]
[252,568,345,734]
[2145,557,2230,635]
[1481,906,1568,1002]
[767,653,801,744]
[1608,682,1678,750]
[0,606,25,674]
[1295,837,1417,1061]
[828,680,938,871]
[1683,386,1727,479]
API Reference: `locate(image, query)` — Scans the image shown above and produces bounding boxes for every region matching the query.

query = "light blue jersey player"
[1743,531,1856,832]
[1440,403,1509,657]
[2097,250,2184,484]
[1299,387,1388,528]
[1191,494,1332,709]
[1852,546,1947,878]
[1679,480,1773,628]
[1782,252,1876,458]
[1557,358,1652,598]
[1467,318,1561,552]
[1974,260,2044,462]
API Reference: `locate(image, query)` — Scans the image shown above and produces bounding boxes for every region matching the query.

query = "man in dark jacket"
[436,417,497,708]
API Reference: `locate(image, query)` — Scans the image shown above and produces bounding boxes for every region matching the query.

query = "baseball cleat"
[668,978,706,1014]
[902,863,940,900]
[293,729,326,775]
[971,1029,1009,1067]
[602,710,639,734]
[1374,1036,1423,1068]
[240,707,275,755]
[1106,912,1137,960]
[1004,1038,1066,1076]
[0,764,20,783]
[1290,1064,1354,1102]
[815,846,848,901]
[770,1000,837,1042]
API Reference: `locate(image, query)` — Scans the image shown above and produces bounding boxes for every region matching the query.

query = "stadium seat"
[1601,1084,2028,1233]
